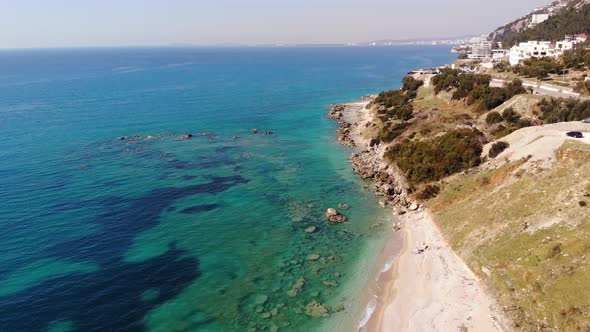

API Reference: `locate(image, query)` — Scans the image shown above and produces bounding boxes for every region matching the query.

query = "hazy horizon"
[1,0,552,49]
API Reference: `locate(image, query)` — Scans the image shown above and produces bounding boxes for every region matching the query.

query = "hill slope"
[491,0,590,47]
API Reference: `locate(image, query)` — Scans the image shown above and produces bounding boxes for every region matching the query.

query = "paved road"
[491,78,587,100]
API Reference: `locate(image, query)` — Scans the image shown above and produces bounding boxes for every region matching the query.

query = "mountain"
[490,0,590,47]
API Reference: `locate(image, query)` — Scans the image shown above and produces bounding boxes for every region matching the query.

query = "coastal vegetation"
[432,69,527,111]
[385,129,483,185]
[537,97,590,123]
[512,57,564,80]
[373,75,424,142]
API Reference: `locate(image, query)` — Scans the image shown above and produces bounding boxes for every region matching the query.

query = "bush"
[502,107,521,124]
[378,122,410,143]
[385,129,483,184]
[516,118,533,128]
[432,70,525,111]
[512,58,563,80]
[537,98,590,123]
[489,141,510,158]
[416,184,441,200]
[402,76,424,97]
[486,111,503,124]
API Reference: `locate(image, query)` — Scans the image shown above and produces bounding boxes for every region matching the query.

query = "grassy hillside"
[428,141,590,331]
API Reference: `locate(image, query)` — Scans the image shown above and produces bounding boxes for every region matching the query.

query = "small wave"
[381,257,395,274]
[112,66,144,74]
[357,296,377,330]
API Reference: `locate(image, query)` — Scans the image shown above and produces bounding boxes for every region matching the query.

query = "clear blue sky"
[0,0,551,48]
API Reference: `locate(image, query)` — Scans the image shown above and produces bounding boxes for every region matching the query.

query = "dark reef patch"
[0,175,248,331]
[0,247,199,332]
[180,204,220,214]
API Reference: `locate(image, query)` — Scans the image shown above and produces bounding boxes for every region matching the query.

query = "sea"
[0,46,455,331]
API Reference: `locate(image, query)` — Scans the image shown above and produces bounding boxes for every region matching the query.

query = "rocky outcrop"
[328,104,356,148]
[325,208,346,223]
[305,301,330,317]
[328,100,419,213]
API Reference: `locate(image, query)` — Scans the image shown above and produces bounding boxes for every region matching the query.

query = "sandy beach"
[365,211,504,332]
[336,101,506,332]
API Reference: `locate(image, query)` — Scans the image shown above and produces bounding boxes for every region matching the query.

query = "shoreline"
[329,99,506,332]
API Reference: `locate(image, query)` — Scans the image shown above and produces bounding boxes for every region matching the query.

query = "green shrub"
[516,118,533,128]
[537,98,590,123]
[489,141,510,158]
[502,107,521,124]
[402,76,424,97]
[432,70,525,111]
[416,184,441,200]
[486,111,503,124]
[385,129,483,184]
[512,58,563,80]
[378,122,410,143]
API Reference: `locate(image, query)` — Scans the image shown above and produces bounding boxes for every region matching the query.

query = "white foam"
[357,296,377,330]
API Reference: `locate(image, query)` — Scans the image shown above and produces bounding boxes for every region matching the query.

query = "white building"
[468,40,492,59]
[508,35,585,66]
[491,49,508,60]
[509,41,556,65]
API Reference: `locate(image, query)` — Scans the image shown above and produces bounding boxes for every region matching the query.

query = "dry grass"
[429,141,590,331]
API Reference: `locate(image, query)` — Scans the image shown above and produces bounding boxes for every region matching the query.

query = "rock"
[378,200,387,208]
[251,128,259,134]
[338,203,350,209]
[409,202,419,211]
[287,277,305,297]
[306,254,321,261]
[146,135,156,140]
[482,266,492,277]
[255,294,268,305]
[261,312,271,319]
[177,134,193,140]
[325,208,346,223]
[333,305,345,312]
[305,301,330,317]
[264,131,274,135]
[397,208,407,215]
[322,280,337,287]
[199,132,213,136]
[232,136,240,140]
[117,136,128,140]
[305,226,318,233]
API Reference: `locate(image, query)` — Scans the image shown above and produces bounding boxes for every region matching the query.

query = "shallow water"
[0,46,455,331]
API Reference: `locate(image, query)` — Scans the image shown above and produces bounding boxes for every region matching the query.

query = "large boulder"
[325,208,346,223]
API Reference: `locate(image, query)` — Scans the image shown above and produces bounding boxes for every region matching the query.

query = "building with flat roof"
[508,35,584,66]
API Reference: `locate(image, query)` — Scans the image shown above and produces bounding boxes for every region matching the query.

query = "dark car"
[566,131,584,138]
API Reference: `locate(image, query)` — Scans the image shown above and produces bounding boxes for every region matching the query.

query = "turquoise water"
[0,46,455,331]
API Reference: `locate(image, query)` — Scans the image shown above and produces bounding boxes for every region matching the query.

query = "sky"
[0,0,552,48]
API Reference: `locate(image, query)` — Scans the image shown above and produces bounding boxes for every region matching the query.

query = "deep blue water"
[0,46,455,331]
